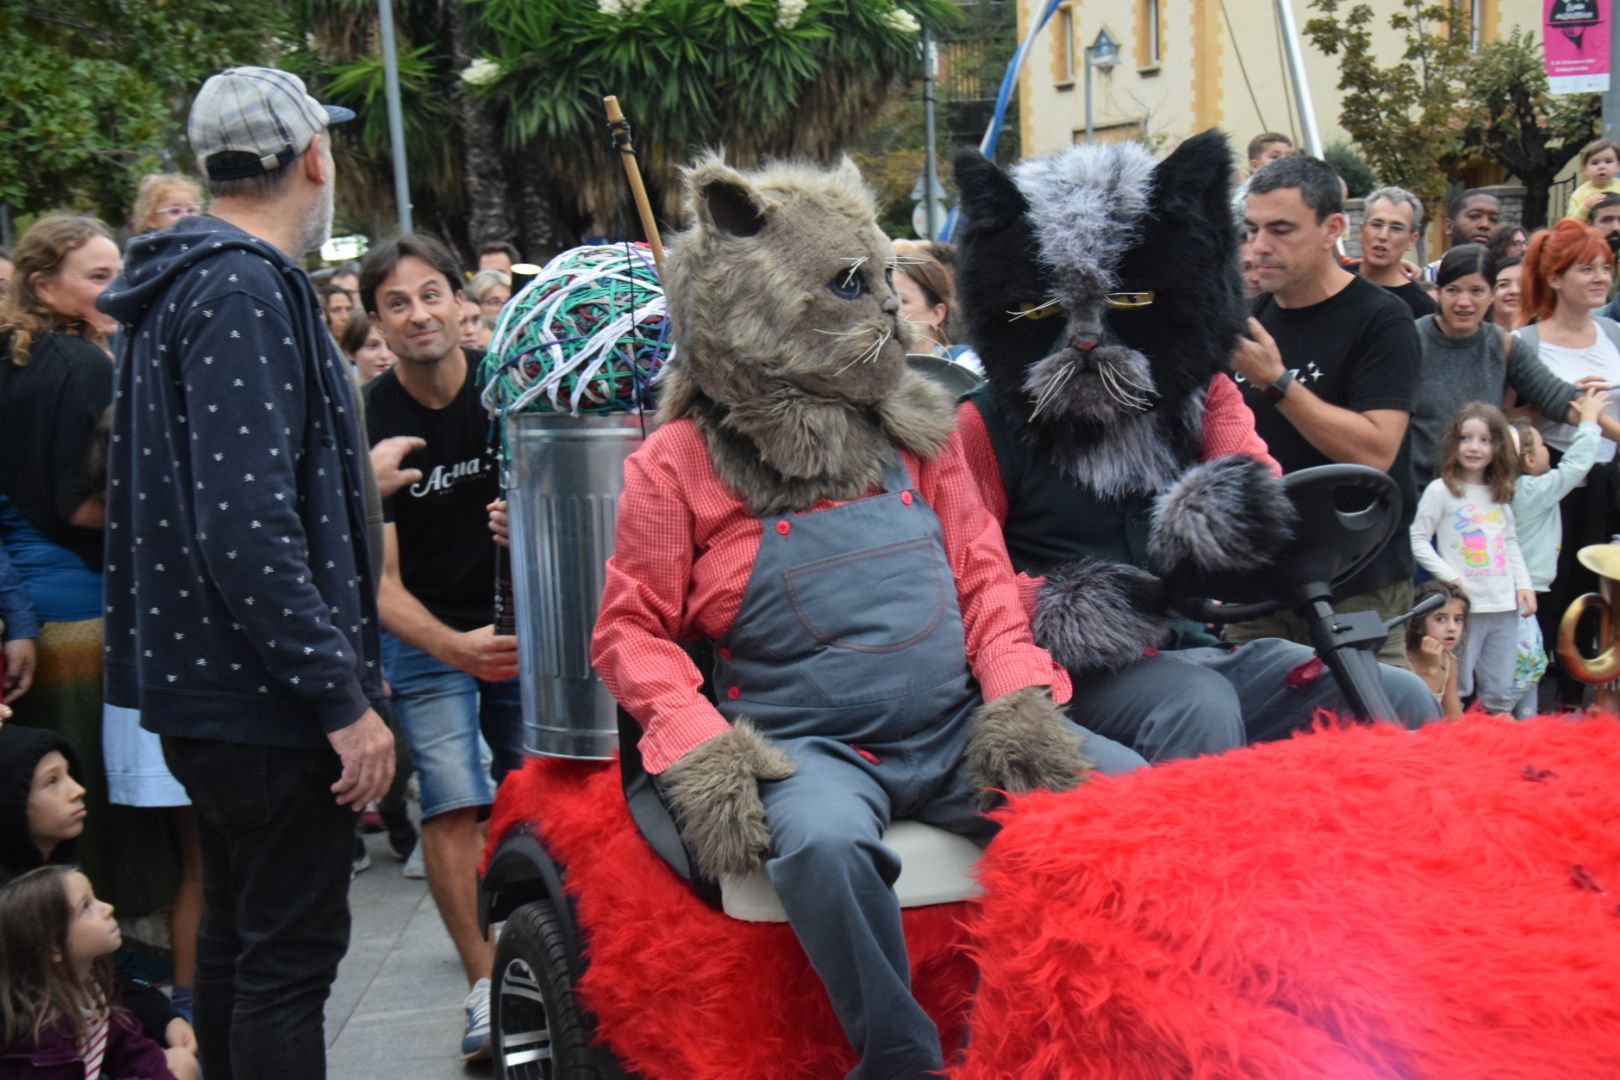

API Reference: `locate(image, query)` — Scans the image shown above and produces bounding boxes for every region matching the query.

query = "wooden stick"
[603,96,668,282]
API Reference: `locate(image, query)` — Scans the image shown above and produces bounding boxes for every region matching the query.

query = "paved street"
[327,831,493,1080]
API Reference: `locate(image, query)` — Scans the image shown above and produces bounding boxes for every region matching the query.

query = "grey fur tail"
[656,720,796,880]
[1148,455,1297,577]
[964,685,1091,808]
[1034,557,1172,675]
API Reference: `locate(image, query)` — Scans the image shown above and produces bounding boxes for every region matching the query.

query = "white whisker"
[1029,361,1075,421]
[841,255,869,290]
[815,327,875,337]
[1007,298,1062,321]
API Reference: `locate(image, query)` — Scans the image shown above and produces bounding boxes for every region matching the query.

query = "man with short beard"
[1425,189,1502,280]
[97,67,394,1080]
[359,233,519,1062]
[1354,186,1434,317]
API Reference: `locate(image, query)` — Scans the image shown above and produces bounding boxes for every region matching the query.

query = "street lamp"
[1083,28,1119,144]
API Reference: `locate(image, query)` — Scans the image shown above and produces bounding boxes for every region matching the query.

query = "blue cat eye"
[828,271,867,300]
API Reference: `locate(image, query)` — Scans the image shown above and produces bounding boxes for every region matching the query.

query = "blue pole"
[940,0,1066,242]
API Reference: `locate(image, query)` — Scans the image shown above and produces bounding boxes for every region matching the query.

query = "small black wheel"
[492,900,599,1079]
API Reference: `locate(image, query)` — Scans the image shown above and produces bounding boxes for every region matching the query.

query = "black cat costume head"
[953,131,1246,495]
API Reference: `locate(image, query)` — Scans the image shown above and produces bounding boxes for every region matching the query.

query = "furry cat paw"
[657,721,796,880]
[1149,455,1297,577]
[964,686,1092,807]
[1034,557,1172,674]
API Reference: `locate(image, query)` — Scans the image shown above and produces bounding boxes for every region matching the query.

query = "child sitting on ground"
[0,725,196,1076]
[0,866,195,1079]
[1410,402,1535,715]
[1406,581,1469,720]
[1509,395,1606,716]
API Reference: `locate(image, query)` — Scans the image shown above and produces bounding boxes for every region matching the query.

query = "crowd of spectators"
[4,60,1620,1076]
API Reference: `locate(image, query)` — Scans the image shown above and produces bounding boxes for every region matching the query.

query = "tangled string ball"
[479,242,673,417]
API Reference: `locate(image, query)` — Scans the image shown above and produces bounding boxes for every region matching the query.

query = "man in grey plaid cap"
[98,67,394,1080]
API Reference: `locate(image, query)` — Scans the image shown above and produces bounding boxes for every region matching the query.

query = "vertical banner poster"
[1546,0,1612,94]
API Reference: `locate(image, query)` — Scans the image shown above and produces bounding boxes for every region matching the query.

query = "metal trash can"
[504,412,648,759]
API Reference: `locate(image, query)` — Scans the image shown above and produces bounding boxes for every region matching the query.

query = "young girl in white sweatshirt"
[1411,402,1535,714]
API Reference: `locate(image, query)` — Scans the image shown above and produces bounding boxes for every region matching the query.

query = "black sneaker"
[382,808,418,862]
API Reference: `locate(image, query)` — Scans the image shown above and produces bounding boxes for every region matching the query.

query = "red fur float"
[956,716,1620,1079]
[484,757,978,1079]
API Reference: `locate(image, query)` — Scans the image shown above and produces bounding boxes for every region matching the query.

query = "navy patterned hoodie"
[98,216,384,748]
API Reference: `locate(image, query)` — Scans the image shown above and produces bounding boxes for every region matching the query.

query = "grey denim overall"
[712,455,984,1078]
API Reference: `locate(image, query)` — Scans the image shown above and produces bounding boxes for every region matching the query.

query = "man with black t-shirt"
[1229,155,1421,666]
[1353,186,1435,318]
[359,233,519,1062]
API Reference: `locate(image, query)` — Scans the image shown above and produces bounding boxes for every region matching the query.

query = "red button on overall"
[717,647,733,660]
[726,687,741,700]
[900,491,913,506]
[775,520,791,536]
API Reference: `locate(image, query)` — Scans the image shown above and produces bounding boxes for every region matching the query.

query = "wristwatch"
[1263,369,1296,403]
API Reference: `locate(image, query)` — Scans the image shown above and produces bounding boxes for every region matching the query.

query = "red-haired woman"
[1512,219,1620,706]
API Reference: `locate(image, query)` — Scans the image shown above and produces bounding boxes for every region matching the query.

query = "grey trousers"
[760,726,1143,1080]
[1459,608,1522,713]
[1068,638,1439,763]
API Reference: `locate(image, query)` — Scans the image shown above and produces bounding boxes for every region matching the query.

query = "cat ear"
[687,158,769,238]
[953,150,1028,231]
[1152,130,1236,230]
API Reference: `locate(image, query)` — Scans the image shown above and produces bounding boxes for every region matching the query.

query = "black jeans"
[163,736,356,1080]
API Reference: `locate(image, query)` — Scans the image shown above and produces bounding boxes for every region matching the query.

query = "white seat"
[718,819,985,923]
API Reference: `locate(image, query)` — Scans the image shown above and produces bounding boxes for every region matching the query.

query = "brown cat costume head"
[658,156,954,514]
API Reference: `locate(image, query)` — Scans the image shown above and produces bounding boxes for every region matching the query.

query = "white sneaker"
[402,841,426,880]
[461,978,492,1061]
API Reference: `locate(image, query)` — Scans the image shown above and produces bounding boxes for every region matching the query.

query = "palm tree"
[303,0,955,262]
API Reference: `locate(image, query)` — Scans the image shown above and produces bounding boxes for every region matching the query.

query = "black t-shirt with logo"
[1245,276,1420,595]
[364,350,497,632]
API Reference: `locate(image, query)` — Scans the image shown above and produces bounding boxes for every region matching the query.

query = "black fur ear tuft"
[953,150,1028,231]
[1151,130,1236,223]
[700,179,768,238]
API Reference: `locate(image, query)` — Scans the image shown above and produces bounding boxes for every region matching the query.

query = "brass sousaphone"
[1556,544,1620,684]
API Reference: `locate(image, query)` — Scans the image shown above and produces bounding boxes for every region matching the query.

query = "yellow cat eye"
[1015,301,1066,320]
[1105,291,1156,309]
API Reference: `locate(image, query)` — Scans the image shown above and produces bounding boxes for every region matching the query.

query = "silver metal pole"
[1084,46,1094,143]
[922,26,940,240]
[1273,0,1324,157]
[377,0,413,234]
[1606,0,1620,141]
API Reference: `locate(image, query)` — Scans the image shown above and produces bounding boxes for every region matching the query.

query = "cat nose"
[1073,336,1099,352]
[881,296,898,315]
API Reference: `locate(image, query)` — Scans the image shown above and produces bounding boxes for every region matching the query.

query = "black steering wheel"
[1167,464,1402,624]
[906,353,983,397]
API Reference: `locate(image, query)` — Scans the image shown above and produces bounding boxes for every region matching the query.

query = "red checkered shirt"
[956,373,1281,620]
[591,418,1073,773]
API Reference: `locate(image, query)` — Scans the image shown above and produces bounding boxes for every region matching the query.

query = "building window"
[1053,4,1077,84]
[1137,0,1162,67]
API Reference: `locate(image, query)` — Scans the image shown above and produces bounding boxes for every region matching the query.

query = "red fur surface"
[955,716,1620,1079]
[484,757,978,1079]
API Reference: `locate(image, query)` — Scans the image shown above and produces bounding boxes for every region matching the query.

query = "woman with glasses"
[467,268,511,319]
[130,173,205,235]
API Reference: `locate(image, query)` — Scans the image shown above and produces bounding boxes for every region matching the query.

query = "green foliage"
[1459,28,1600,226]
[1306,2,1599,228]
[321,42,458,197]
[0,0,292,220]
[1304,0,1471,216]
[1324,140,1376,198]
[467,0,960,221]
